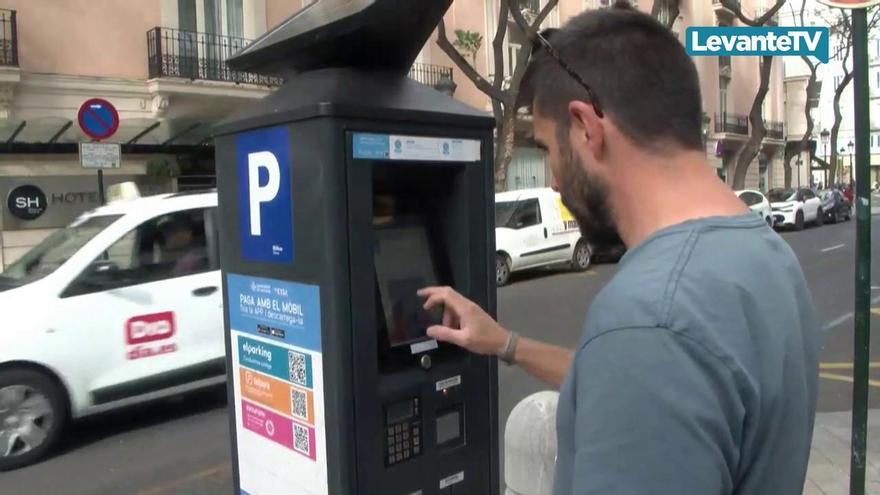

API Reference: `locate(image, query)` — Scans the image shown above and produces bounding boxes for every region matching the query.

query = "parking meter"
[214,1,499,494]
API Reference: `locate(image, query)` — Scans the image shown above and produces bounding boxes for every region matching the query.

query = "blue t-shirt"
[554,214,819,495]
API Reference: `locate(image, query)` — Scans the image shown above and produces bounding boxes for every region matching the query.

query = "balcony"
[516,0,541,13]
[0,8,16,67]
[765,121,785,140]
[408,63,453,88]
[714,113,749,135]
[147,27,282,87]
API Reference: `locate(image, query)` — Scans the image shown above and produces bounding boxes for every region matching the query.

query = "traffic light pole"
[849,7,872,495]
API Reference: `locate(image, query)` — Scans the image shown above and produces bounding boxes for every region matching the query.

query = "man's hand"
[417,286,509,356]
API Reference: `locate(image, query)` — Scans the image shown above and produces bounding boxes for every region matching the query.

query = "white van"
[0,187,223,470]
[495,188,591,286]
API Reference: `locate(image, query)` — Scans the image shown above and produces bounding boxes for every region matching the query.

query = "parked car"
[820,189,852,223]
[735,190,773,226]
[768,187,824,231]
[0,186,223,470]
[494,188,622,286]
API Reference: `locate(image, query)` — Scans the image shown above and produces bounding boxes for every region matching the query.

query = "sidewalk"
[806,411,880,495]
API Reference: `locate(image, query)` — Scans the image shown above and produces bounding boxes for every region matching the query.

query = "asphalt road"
[3,212,879,495]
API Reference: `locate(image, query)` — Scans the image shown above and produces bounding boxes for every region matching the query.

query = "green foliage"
[453,29,483,65]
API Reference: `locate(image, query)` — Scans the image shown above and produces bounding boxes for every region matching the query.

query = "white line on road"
[821,244,846,253]
[822,294,880,333]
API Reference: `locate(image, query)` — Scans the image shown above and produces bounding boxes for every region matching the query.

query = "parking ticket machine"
[214,1,499,494]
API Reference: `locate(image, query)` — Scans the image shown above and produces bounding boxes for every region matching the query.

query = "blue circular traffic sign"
[77,98,119,141]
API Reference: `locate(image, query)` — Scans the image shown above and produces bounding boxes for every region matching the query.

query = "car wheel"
[496,254,511,287]
[571,240,592,272]
[765,216,772,226]
[0,369,68,471]
[816,208,824,226]
[794,211,805,231]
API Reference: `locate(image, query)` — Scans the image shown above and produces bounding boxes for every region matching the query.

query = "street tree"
[816,7,879,185]
[720,0,788,190]
[436,0,559,191]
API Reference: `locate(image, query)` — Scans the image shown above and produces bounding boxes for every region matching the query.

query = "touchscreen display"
[374,222,443,347]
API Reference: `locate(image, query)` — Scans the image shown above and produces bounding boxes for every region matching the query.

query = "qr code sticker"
[288,350,307,386]
[293,423,311,456]
[290,388,308,421]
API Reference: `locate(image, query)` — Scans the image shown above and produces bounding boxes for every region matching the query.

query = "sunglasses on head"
[532,29,604,119]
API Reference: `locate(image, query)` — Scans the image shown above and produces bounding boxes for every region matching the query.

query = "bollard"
[504,391,559,495]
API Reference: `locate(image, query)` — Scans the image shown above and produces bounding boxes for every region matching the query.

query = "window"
[63,209,216,297]
[802,189,815,200]
[512,199,542,228]
[1,215,121,287]
[739,192,763,207]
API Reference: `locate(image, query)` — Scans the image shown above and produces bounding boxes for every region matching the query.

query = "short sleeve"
[569,327,744,495]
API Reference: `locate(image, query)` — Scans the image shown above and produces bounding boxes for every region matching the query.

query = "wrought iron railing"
[766,121,785,140]
[147,27,282,86]
[409,63,454,88]
[714,113,749,135]
[0,9,17,67]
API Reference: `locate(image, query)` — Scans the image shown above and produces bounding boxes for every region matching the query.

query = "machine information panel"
[352,132,481,162]
[227,273,328,495]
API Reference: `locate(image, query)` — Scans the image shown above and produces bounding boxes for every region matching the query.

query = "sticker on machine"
[227,273,328,495]
[352,133,481,162]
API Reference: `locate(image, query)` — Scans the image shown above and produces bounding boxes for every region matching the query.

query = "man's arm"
[418,286,573,389]
[513,337,572,389]
[569,327,742,494]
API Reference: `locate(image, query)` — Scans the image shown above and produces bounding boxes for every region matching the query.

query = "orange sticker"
[239,368,315,425]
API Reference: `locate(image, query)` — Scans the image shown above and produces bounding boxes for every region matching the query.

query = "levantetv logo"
[686,27,830,63]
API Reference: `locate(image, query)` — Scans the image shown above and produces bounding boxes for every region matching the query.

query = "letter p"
[248,151,280,236]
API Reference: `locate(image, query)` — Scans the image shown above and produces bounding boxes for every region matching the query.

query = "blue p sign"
[236,126,293,264]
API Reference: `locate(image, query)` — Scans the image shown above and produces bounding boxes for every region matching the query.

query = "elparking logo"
[686,27,829,63]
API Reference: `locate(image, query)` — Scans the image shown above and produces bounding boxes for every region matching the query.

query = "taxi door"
[48,207,223,407]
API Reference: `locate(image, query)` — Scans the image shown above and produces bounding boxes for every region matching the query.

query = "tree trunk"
[494,106,517,191]
[829,72,853,186]
[732,56,773,190]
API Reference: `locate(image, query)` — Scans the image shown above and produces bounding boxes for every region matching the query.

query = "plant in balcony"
[452,30,483,66]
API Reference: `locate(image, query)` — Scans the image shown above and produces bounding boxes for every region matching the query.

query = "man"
[419,4,818,494]
[159,215,207,276]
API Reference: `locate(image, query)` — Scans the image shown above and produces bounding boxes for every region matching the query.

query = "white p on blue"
[686,27,829,63]
[247,151,281,237]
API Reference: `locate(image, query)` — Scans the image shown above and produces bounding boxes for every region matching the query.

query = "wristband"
[499,331,520,365]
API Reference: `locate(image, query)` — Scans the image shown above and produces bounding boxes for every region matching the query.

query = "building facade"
[781,0,880,187]
[420,0,788,192]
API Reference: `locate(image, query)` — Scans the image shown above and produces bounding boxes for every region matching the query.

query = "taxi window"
[62,208,216,298]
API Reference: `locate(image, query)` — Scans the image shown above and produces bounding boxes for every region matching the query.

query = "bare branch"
[492,1,509,90]
[720,0,785,27]
[532,0,560,30]
[436,18,504,103]
[507,0,560,37]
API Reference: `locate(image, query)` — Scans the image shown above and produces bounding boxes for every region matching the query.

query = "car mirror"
[91,260,119,274]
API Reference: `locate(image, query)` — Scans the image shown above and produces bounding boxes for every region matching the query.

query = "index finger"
[417,286,470,313]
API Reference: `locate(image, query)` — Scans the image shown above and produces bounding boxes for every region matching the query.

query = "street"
[3,213,879,495]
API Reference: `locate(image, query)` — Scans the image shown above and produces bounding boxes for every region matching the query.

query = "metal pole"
[98,170,106,205]
[849,8,871,495]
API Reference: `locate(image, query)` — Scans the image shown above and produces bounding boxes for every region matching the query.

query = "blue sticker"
[227,274,322,353]
[237,126,293,264]
[352,133,391,159]
[237,335,314,388]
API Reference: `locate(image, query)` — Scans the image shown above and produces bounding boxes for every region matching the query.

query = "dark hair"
[519,2,704,152]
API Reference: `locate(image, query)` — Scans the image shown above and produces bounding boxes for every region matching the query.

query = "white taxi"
[0,186,224,470]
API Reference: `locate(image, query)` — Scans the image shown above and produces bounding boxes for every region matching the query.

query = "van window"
[63,208,215,297]
[511,199,542,229]
[0,215,121,289]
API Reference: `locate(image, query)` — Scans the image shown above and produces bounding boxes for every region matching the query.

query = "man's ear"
[568,101,604,160]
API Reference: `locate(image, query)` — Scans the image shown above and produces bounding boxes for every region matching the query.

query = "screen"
[436,410,461,445]
[374,221,443,347]
[386,401,414,424]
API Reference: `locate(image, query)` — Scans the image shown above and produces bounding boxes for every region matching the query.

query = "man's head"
[519,2,704,247]
[160,217,195,251]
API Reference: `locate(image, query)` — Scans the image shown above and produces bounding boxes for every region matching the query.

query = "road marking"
[819,372,880,388]
[821,244,846,253]
[137,462,231,495]
[820,362,880,370]
[822,295,880,332]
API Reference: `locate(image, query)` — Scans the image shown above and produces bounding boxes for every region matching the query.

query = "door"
[801,189,820,220]
[49,208,223,406]
[508,198,552,268]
